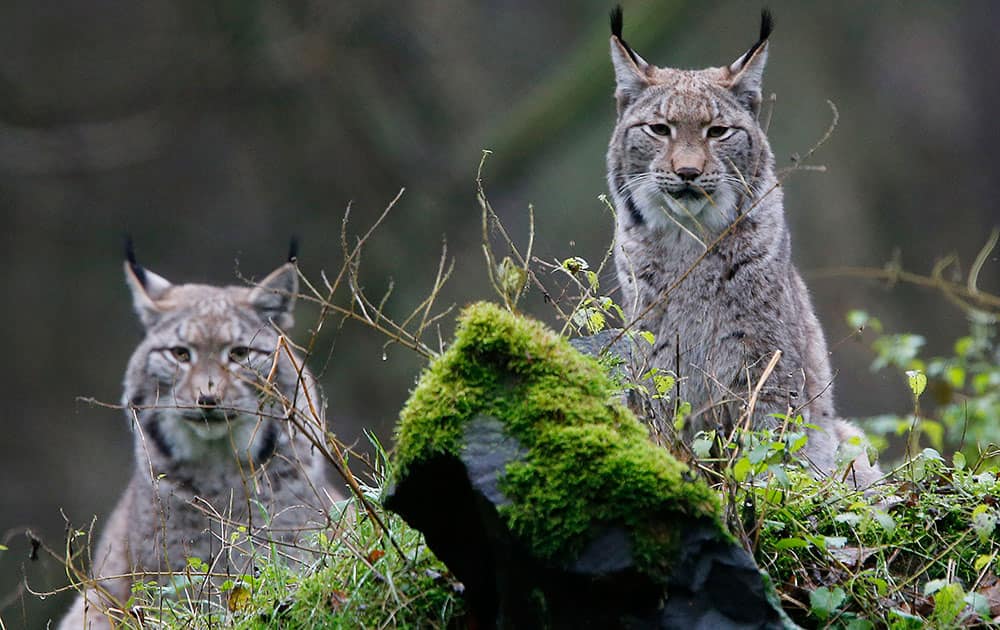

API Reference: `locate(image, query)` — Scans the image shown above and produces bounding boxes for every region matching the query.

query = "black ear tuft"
[760,8,774,42]
[610,5,642,66]
[124,232,147,287]
[610,5,623,39]
[740,8,774,66]
[288,236,299,263]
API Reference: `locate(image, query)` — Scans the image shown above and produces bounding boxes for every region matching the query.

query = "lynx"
[59,249,334,629]
[606,8,879,486]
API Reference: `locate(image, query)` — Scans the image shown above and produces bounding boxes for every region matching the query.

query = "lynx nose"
[675,167,702,181]
[197,394,219,408]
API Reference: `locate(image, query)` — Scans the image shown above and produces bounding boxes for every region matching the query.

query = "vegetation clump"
[121,442,465,629]
[393,301,724,572]
[747,457,1000,627]
[736,309,1000,627]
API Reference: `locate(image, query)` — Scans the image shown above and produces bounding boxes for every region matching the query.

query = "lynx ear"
[249,262,298,329]
[725,9,773,116]
[123,240,172,328]
[610,6,651,113]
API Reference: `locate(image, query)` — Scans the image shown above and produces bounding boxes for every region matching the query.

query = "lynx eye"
[170,346,192,362]
[229,346,251,362]
[706,125,730,139]
[647,123,671,137]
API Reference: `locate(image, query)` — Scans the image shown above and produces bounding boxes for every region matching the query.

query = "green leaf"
[868,577,888,596]
[846,309,869,329]
[920,447,943,461]
[638,330,655,346]
[691,432,714,459]
[887,608,925,629]
[906,369,927,397]
[788,433,809,453]
[809,586,846,620]
[846,619,875,630]
[971,505,997,543]
[775,537,810,550]
[972,371,993,395]
[768,464,790,487]
[586,310,606,334]
[0,544,7,551]
[673,401,691,431]
[748,441,770,465]
[952,451,966,471]
[652,373,675,396]
[930,583,966,626]
[871,334,925,371]
[835,436,865,470]
[561,256,588,273]
[974,553,995,573]
[871,510,895,534]
[834,512,862,527]
[733,456,752,482]
[805,535,828,550]
[923,578,949,596]
[944,365,966,389]
[954,336,974,357]
[824,536,848,549]
[847,310,882,333]
[965,591,991,619]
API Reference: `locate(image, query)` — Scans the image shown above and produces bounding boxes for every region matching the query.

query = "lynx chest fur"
[59,255,333,629]
[605,8,879,486]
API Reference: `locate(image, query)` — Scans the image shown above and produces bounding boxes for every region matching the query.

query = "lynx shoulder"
[605,8,879,486]
[59,252,335,629]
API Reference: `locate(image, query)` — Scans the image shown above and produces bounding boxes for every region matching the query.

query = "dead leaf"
[828,545,876,568]
[329,589,348,611]
[978,580,1000,616]
[227,585,251,612]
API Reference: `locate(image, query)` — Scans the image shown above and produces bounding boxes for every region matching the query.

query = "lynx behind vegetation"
[605,8,879,486]
[59,252,334,630]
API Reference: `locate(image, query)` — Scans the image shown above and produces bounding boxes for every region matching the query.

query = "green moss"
[241,535,459,629]
[393,302,724,577]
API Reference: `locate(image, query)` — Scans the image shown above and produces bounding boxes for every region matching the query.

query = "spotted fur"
[60,259,334,629]
[606,9,880,486]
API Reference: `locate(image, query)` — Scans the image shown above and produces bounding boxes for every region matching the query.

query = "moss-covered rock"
[394,302,722,570]
[387,302,790,627]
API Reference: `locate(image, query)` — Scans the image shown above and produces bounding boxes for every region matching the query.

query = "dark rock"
[385,412,792,629]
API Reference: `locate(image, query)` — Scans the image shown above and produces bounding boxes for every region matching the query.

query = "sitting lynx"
[606,8,879,486]
[59,249,334,629]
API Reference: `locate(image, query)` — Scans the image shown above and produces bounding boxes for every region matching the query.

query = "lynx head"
[121,247,312,465]
[607,7,776,234]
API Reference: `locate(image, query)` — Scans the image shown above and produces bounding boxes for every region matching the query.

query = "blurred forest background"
[1,1,998,626]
